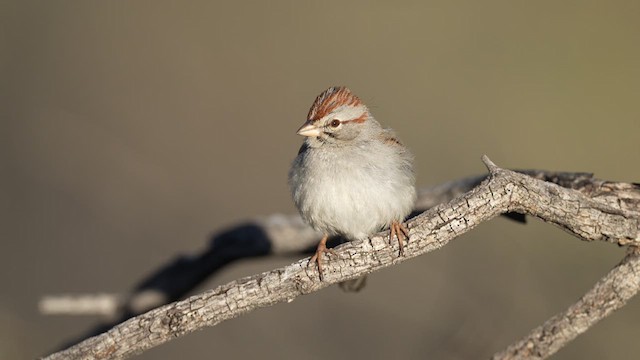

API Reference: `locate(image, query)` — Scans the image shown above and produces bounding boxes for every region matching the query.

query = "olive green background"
[2,1,639,359]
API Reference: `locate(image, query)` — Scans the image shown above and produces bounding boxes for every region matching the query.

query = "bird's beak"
[296,120,321,137]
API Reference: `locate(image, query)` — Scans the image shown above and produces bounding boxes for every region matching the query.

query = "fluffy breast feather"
[289,133,416,240]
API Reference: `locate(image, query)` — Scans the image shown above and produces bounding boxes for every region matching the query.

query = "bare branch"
[492,248,640,360]
[46,169,593,321]
[42,157,640,360]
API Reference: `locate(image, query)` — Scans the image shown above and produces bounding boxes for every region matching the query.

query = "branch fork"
[43,156,640,360]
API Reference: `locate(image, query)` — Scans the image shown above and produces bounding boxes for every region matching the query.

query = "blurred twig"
[42,156,640,360]
[39,294,121,316]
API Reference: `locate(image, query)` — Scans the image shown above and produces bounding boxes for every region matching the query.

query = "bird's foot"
[390,221,410,255]
[309,235,339,280]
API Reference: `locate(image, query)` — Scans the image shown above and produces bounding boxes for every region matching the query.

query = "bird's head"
[296,87,379,146]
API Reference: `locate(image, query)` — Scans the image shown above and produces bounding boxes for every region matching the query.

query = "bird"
[288,86,417,280]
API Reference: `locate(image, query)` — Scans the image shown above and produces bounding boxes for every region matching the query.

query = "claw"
[390,221,410,255]
[309,235,338,280]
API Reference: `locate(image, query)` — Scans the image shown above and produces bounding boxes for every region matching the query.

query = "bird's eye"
[330,119,341,128]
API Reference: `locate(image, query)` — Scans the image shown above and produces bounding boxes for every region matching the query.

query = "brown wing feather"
[379,129,404,147]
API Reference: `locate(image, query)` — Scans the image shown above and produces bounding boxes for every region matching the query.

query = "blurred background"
[2,1,639,359]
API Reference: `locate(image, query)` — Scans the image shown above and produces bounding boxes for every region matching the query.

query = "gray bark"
[43,156,640,360]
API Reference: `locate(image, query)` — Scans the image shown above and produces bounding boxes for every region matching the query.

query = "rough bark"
[42,156,640,360]
[492,248,640,360]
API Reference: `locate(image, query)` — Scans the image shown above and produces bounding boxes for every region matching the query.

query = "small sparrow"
[289,86,416,279]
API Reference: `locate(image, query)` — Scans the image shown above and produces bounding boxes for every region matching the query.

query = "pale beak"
[296,120,321,137]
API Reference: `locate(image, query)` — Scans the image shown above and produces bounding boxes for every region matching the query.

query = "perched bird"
[288,86,417,280]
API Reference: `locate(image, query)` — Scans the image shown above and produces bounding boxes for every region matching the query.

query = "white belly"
[289,142,416,240]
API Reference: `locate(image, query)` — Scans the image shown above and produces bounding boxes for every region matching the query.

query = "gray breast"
[289,141,416,240]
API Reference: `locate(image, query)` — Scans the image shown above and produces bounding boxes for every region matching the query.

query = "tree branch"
[42,156,640,360]
[491,248,640,360]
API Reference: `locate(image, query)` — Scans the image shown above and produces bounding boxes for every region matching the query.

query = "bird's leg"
[390,221,410,255]
[309,234,338,280]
